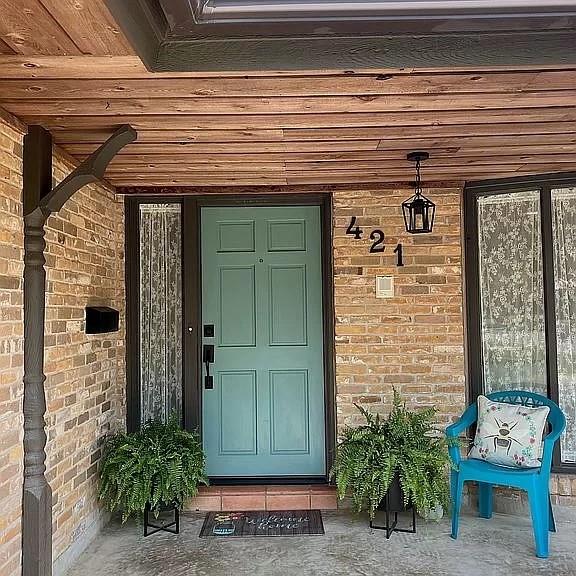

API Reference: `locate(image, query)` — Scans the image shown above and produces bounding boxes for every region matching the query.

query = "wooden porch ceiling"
[1,1,576,188]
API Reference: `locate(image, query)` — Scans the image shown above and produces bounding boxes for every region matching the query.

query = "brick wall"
[333,187,466,427]
[0,111,25,576]
[0,110,126,576]
[332,187,576,507]
[46,154,126,564]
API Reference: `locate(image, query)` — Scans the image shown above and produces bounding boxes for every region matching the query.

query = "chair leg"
[478,482,493,519]
[451,474,464,540]
[450,469,457,504]
[528,487,549,558]
[548,495,556,533]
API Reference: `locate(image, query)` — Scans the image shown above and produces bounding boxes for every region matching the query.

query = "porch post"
[22,127,52,576]
[21,125,137,576]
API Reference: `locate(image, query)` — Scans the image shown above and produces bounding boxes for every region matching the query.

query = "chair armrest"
[445,403,478,466]
[446,403,477,438]
[540,410,567,472]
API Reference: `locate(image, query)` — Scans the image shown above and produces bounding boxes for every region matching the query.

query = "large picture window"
[465,174,576,471]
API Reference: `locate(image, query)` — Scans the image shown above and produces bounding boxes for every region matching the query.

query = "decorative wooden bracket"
[22,124,136,576]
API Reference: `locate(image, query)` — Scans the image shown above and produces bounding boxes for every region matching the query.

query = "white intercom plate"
[376,276,394,298]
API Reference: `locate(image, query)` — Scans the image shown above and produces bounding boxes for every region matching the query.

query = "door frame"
[125,193,336,483]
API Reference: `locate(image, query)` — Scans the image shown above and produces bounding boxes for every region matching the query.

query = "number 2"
[369,230,385,253]
[346,216,363,239]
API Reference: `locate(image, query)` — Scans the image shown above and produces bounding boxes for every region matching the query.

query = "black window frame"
[464,171,576,475]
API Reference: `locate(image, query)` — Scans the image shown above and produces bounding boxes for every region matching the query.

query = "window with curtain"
[468,179,576,469]
[477,191,547,396]
[552,188,576,463]
[139,203,183,423]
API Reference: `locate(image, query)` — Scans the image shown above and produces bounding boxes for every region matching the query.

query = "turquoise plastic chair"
[446,390,566,558]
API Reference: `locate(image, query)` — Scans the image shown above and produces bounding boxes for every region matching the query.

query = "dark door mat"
[199,510,324,538]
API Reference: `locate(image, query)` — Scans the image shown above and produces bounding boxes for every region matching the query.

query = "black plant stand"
[144,503,180,537]
[370,491,417,539]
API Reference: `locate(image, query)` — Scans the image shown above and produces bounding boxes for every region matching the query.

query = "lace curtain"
[477,191,547,396]
[139,204,183,423]
[552,188,576,462]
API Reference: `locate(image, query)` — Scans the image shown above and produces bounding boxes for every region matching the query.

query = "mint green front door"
[201,206,326,477]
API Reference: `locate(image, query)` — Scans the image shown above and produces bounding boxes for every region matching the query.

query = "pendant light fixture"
[402,151,435,234]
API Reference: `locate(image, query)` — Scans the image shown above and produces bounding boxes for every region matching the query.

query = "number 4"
[346,216,363,239]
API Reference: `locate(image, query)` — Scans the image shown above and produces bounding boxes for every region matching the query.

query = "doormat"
[199,510,324,538]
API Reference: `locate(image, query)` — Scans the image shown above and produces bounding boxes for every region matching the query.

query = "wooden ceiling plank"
[105,154,576,172]
[105,169,532,186]
[0,55,411,79]
[65,141,382,155]
[52,129,286,144]
[0,0,81,55]
[37,0,132,56]
[5,91,576,116]
[2,55,576,79]
[66,134,576,157]
[106,160,576,175]
[20,108,576,130]
[103,158,576,171]
[8,71,576,99]
[49,123,576,146]
[81,143,576,161]
[113,177,290,186]
[285,168,576,185]
[286,122,576,140]
[288,156,576,170]
[50,124,576,146]
[107,162,287,173]
[376,133,576,150]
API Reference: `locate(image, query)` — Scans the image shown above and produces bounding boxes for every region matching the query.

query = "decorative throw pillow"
[469,395,550,468]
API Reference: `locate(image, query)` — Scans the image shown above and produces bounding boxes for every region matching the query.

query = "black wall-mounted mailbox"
[85,306,119,334]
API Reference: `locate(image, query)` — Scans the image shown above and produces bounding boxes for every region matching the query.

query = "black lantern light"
[402,151,435,234]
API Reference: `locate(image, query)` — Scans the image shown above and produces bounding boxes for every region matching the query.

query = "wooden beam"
[151,32,576,71]
[106,0,576,72]
[118,182,464,195]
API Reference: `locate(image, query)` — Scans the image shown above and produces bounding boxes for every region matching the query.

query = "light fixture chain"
[415,157,422,195]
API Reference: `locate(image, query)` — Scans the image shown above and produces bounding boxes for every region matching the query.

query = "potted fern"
[331,391,453,522]
[99,417,208,526]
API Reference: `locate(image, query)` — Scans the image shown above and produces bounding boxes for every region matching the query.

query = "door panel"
[270,370,310,454]
[219,371,257,454]
[201,206,325,477]
[219,266,256,347]
[269,265,307,346]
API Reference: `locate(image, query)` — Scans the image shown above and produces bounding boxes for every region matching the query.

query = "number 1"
[394,243,404,266]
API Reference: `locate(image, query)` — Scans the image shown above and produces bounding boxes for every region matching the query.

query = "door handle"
[203,344,214,389]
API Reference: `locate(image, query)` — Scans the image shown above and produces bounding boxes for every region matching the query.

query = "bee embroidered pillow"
[469,396,550,468]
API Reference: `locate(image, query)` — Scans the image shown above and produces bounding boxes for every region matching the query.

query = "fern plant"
[99,417,208,522]
[330,390,456,519]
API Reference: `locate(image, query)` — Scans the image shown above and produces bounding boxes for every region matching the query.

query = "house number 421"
[346,216,404,266]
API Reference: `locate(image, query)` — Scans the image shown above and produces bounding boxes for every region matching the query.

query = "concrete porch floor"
[66,510,576,576]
